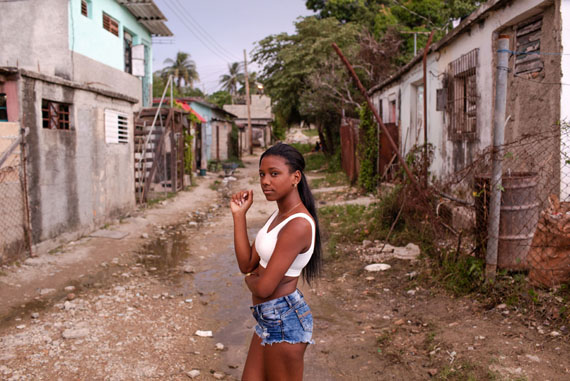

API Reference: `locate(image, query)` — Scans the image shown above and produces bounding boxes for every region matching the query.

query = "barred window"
[103,13,119,37]
[447,49,478,139]
[42,100,71,130]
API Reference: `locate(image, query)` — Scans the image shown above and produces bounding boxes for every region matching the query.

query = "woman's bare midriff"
[251,265,298,305]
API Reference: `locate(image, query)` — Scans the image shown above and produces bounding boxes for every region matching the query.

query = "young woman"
[230,143,322,380]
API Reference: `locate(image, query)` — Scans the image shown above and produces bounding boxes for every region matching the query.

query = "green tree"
[153,72,181,99]
[162,51,200,92]
[219,62,244,98]
[306,0,387,28]
[207,90,232,108]
[237,71,262,95]
[254,17,395,153]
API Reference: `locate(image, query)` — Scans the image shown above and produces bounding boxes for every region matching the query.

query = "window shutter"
[103,13,119,37]
[515,15,543,75]
[132,45,146,77]
[105,110,129,144]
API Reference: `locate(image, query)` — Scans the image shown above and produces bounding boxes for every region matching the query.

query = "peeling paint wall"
[501,4,562,204]
[371,0,558,184]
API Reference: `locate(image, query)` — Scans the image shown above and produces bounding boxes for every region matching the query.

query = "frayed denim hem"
[254,330,315,346]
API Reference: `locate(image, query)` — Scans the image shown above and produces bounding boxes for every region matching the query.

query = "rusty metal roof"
[117,0,173,36]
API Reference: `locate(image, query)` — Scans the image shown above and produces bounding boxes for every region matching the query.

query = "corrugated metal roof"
[117,0,173,36]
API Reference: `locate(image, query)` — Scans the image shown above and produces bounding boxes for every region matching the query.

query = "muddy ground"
[0,149,569,380]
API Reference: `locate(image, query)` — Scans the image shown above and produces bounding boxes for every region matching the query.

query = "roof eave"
[117,0,173,37]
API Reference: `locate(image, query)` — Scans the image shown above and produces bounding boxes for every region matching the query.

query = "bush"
[357,105,378,193]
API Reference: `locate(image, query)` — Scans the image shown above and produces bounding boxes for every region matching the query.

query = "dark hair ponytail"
[260,143,322,284]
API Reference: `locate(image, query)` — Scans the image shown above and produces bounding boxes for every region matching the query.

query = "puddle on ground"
[137,232,191,274]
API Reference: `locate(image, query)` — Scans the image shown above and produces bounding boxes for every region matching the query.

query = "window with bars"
[446,49,479,139]
[42,100,71,130]
[105,109,129,144]
[0,93,7,121]
[103,13,119,37]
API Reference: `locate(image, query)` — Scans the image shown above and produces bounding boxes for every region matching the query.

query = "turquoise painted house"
[0,0,171,262]
[68,0,172,106]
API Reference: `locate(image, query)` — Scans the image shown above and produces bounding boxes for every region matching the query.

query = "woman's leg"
[242,334,265,380]
[263,342,308,381]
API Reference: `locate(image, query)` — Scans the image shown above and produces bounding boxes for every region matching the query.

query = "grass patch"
[302,129,319,137]
[290,142,312,155]
[305,152,328,171]
[436,361,479,381]
[318,185,435,258]
[311,171,349,188]
[147,191,176,206]
[49,246,63,255]
[209,180,221,191]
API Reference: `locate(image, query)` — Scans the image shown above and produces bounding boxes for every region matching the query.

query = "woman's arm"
[245,218,311,299]
[231,190,259,273]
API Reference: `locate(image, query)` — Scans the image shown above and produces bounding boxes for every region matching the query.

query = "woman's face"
[259,155,300,201]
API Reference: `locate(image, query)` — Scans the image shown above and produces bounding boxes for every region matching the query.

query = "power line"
[172,0,240,62]
[161,1,234,63]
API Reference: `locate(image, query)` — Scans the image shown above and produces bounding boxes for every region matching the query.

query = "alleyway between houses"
[0,147,569,380]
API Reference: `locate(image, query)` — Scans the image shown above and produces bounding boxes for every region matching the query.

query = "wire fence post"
[486,35,510,282]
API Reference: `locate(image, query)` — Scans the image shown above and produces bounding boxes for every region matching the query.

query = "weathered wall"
[0,0,71,78]
[500,4,561,204]
[72,53,142,106]
[211,120,231,161]
[21,76,135,244]
[371,0,555,182]
[0,0,146,107]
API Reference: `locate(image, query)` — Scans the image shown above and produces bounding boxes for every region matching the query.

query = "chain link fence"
[438,122,570,287]
[0,131,31,263]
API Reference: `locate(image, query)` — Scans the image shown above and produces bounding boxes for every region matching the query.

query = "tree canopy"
[254,1,482,152]
[161,51,199,92]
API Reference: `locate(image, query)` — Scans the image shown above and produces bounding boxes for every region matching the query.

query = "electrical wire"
[161,1,234,64]
[172,0,240,62]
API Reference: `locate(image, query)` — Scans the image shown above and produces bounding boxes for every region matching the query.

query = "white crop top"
[254,210,316,277]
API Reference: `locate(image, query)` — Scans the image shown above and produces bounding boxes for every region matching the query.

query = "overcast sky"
[152,0,315,94]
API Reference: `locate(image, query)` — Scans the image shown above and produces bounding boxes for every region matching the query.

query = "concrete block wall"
[21,76,135,244]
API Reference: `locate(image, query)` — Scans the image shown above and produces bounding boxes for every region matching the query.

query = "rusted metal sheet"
[379,123,399,181]
[340,118,359,183]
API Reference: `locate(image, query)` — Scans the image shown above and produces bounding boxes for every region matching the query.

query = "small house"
[0,0,171,262]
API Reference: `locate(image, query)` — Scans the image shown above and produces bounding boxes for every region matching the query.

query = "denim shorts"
[250,289,314,346]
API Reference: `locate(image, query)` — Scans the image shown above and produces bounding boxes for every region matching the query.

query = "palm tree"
[237,71,260,95]
[162,52,199,92]
[219,62,244,98]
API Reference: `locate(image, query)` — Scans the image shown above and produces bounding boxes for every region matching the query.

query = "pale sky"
[152,0,315,94]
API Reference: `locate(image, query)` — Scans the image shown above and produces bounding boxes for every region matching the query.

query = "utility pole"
[486,35,510,282]
[244,49,253,155]
[422,31,434,188]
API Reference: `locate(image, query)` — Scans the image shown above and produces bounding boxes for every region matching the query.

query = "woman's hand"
[230,189,253,215]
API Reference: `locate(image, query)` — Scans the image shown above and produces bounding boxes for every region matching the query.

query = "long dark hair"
[260,143,322,283]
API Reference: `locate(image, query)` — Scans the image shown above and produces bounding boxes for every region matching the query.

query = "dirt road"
[0,149,569,380]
